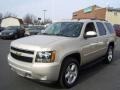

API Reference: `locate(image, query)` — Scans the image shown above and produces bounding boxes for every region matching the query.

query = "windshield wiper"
[42,33,71,37]
[55,33,72,37]
[42,33,56,36]
[41,33,49,35]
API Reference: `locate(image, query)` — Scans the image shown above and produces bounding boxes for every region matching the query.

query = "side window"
[84,22,97,36]
[105,23,114,34]
[96,22,106,36]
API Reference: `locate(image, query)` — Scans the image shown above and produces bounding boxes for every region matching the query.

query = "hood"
[11,35,71,51]
[1,29,16,33]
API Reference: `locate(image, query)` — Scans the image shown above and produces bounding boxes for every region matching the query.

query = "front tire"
[104,46,114,64]
[59,57,80,88]
[14,34,18,39]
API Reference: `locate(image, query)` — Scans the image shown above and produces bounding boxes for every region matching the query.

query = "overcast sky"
[0,0,120,21]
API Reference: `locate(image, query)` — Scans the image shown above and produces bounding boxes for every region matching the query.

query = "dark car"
[25,25,45,36]
[113,24,120,37]
[0,27,5,32]
[0,26,25,39]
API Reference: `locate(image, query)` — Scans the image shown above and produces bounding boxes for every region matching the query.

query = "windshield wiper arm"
[42,33,56,36]
[42,33,70,37]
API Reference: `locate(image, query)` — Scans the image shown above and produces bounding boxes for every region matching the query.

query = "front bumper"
[0,35,14,39]
[8,54,60,81]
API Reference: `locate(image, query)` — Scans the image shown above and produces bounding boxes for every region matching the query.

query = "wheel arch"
[58,52,81,79]
[58,52,81,87]
[108,41,114,48]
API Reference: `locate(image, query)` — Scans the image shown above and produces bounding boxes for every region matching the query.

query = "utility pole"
[42,10,47,24]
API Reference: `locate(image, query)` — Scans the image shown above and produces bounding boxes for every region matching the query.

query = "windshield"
[28,26,45,31]
[6,26,20,30]
[43,22,83,37]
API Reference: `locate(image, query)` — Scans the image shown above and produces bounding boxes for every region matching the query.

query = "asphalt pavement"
[0,38,120,90]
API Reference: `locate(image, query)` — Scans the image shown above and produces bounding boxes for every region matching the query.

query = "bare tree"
[4,12,17,18]
[33,18,39,25]
[41,18,52,25]
[0,13,3,19]
[23,14,36,25]
[45,19,52,24]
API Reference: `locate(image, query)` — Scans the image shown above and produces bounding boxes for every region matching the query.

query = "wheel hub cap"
[108,49,113,62]
[65,63,78,84]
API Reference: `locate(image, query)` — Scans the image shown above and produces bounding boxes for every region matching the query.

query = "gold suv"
[8,19,116,88]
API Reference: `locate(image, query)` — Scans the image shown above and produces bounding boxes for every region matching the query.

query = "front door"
[81,22,99,64]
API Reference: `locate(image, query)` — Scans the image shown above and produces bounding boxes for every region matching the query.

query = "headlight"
[0,32,2,35]
[35,51,56,63]
[9,32,14,35]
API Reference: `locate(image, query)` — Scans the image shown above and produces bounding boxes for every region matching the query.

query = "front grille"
[10,46,34,63]
[11,52,33,63]
[11,47,34,54]
[2,33,9,36]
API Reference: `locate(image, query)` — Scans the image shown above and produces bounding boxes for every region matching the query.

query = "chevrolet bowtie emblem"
[16,52,22,56]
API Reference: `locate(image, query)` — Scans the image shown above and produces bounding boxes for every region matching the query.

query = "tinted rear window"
[105,23,114,33]
[96,22,106,36]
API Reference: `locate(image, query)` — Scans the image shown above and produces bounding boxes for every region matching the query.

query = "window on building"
[96,22,106,36]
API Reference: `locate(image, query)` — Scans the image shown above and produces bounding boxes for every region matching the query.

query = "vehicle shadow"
[0,38,14,40]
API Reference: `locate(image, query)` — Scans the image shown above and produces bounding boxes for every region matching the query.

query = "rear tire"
[59,57,80,88]
[104,46,114,64]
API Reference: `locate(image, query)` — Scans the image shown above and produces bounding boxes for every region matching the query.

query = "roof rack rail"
[78,18,107,21]
[90,18,106,21]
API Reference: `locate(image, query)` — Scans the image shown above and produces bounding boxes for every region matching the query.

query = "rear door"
[95,22,108,57]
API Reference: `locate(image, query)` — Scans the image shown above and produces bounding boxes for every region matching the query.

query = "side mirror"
[84,31,97,39]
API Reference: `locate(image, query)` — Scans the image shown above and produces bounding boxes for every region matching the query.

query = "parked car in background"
[0,26,25,39]
[25,25,45,36]
[44,23,51,28]
[0,27,5,32]
[113,24,120,37]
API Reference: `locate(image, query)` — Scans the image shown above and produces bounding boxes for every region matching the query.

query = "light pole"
[42,10,47,24]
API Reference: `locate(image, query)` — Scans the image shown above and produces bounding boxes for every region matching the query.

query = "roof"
[73,5,101,13]
[78,19,108,23]
[54,19,108,23]
[1,17,23,24]
[107,7,120,12]
[73,4,120,14]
